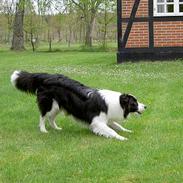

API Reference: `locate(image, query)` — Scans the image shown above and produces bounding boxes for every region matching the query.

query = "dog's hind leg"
[48,114,62,130]
[47,100,62,130]
[39,115,48,133]
[37,91,53,133]
[90,121,128,141]
[109,122,133,133]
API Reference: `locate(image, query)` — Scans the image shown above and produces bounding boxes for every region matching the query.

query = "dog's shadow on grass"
[39,126,93,140]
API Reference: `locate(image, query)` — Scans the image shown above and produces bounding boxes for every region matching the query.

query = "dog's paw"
[55,127,62,130]
[126,129,133,133]
[116,135,128,141]
[40,129,48,133]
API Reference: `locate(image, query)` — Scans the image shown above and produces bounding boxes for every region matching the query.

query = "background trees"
[0,0,116,51]
[71,0,103,47]
[11,0,25,50]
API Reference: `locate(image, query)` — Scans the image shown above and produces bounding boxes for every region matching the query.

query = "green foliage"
[0,0,117,49]
[0,50,183,182]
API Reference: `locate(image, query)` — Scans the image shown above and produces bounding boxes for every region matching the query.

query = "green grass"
[0,49,183,183]
[0,42,117,52]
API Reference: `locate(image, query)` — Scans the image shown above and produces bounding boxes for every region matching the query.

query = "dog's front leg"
[109,122,133,133]
[90,121,127,141]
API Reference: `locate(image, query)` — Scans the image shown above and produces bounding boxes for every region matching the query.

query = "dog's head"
[120,94,146,118]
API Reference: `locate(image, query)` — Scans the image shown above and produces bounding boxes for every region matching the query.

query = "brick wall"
[154,21,183,47]
[121,0,183,48]
[122,0,134,18]
[136,0,148,17]
[122,0,148,17]
[126,22,149,48]
[122,0,149,48]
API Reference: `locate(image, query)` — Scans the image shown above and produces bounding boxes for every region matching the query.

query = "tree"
[98,0,116,48]
[0,0,117,49]
[11,0,25,50]
[71,0,103,47]
[37,0,54,51]
[24,0,39,51]
[3,0,15,43]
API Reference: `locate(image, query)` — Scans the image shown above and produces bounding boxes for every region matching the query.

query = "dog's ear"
[119,94,129,108]
[120,94,130,118]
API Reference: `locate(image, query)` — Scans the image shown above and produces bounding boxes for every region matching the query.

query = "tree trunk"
[85,23,92,47]
[48,30,52,52]
[57,29,62,42]
[30,31,35,52]
[102,7,108,48]
[68,25,72,47]
[85,18,95,47]
[11,0,25,51]
[49,38,52,52]
[84,13,96,47]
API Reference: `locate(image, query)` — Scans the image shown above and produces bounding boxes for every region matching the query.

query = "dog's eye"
[131,103,137,108]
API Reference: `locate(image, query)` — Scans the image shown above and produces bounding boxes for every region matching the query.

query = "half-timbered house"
[117,0,183,62]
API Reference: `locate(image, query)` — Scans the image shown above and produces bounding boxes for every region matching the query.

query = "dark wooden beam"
[122,0,141,48]
[117,0,122,51]
[119,47,183,53]
[117,47,183,63]
[122,16,183,22]
[149,0,154,48]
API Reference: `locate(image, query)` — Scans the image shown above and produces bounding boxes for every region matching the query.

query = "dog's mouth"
[136,103,147,115]
[136,111,142,115]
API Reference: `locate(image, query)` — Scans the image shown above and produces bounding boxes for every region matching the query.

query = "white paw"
[40,128,48,133]
[55,127,62,130]
[125,129,133,133]
[116,136,128,141]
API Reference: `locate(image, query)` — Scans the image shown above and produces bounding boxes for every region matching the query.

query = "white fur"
[138,102,146,113]
[89,112,127,141]
[39,115,48,133]
[109,121,133,133]
[11,70,20,87]
[39,100,62,132]
[89,90,140,140]
[98,89,124,120]
[47,100,62,130]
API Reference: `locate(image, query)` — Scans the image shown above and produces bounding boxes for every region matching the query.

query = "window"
[154,0,183,16]
[180,0,183,12]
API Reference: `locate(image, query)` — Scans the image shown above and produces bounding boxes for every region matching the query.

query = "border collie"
[11,71,146,141]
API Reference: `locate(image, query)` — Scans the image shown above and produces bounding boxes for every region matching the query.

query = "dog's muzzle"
[137,103,147,114]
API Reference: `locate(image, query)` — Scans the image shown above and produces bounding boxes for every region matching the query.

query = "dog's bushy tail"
[11,70,50,94]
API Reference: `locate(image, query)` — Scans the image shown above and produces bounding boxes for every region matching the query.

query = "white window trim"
[154,0,183,16]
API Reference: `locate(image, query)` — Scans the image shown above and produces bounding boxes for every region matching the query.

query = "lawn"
[0,49,183,183]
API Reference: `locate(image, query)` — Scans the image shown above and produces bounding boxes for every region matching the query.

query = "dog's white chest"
[98,90,124,120]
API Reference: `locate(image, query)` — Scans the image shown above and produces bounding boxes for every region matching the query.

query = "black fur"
[120,94,139,118]
[15,71,94,99]
[13,71,108,124]
[15,71,51,94]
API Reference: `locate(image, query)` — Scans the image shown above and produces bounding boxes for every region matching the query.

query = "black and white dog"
[11,71,146,141]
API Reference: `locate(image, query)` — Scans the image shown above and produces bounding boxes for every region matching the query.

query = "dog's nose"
[144,105,147,109]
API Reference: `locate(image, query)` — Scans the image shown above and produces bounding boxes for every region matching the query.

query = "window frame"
[154,0,183,16]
